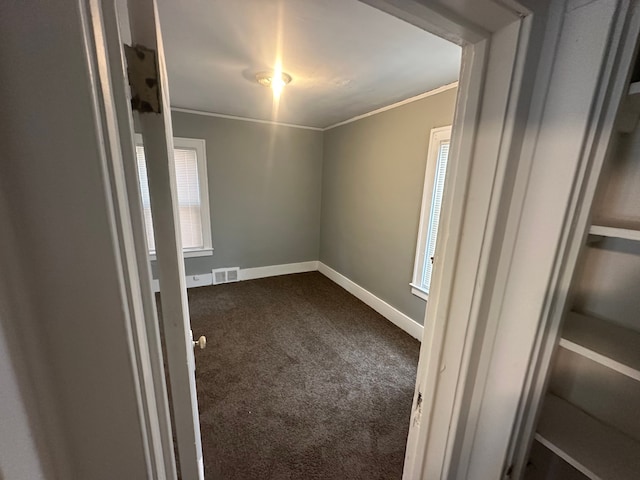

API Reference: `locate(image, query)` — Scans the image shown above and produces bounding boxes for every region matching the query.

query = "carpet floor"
[185,271,420,479]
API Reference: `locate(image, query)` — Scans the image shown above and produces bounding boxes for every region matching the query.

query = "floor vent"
[212,267,240,285]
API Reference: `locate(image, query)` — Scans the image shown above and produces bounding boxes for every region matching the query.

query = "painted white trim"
[152,274,213,292]
[94,1,177,477]
[152,274,214,292]
[148,248,213,261]
[411,125,452,297]
[171,108,324,131]
[172,82,458,133]
[589,224,640,241]
[152,261,319,292]
[318,263,424,341]
[185,273,213,289]
[129,2,205,476]
[559,339,640,383]
[402,37,489,480]
[410,284,429,301]
[239,261,319,281]
[323,82,458,131]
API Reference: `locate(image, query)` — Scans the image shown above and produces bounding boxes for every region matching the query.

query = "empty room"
[6,1,640,480]
[143,0,461,477]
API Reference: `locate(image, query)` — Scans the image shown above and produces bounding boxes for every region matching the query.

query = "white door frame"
[360,1,547,478]
[121,1,205,479]
[362,1,639,479]
[96,3,178,476]
[87,0,547,478]
[81,0,636,478]
[82,0,177,478]
[85,0,204,478]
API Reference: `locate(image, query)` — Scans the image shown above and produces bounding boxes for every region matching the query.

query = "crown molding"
[171,81,458,132]
[170,108,323,131]
[323,82,458,131]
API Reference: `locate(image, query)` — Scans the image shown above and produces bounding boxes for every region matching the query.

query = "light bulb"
[256,70,292,97]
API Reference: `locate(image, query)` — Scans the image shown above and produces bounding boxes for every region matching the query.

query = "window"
[135,135,212,258]
[411,126,451,300]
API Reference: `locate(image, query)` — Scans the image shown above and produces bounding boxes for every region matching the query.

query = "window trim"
[135,134,213,257]
[411,125,452,301]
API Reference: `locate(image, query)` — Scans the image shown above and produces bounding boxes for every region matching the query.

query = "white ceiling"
[157,0,461,129]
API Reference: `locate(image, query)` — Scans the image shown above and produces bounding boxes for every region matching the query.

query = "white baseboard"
[151,261,319,292]
[186,273,213,288]
[238,261,319,281]
[151,273,214,293]
[150,259,422,341]
[318,262,424,341]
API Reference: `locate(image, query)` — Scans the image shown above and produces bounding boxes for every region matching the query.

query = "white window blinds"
[136,145,204,252]
[421,141,449,293]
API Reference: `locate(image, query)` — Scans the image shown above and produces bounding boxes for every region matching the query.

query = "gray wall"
[320,88,458,325]
[161,90,457,326]
[153,112,324,276]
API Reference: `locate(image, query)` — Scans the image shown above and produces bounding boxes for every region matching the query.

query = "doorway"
[9,1,623,479]
[103,0,537,479]
[145,0,461,477]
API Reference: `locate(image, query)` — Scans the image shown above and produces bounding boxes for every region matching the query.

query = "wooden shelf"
[589,224,640,242]
[536,394,640,480]
[560,312,640,382]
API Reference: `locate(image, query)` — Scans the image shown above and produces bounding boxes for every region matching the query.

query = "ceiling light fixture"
[256,70,292,96]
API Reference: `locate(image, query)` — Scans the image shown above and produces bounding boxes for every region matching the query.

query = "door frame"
[82,0,176,478]
[84,0,203,478]
[84,0,623,478]
[360,1,550,478]
[373,1,640,479]
[124,1,205,478]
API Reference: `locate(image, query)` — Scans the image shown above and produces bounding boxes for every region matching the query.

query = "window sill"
[148,248,214,261]
[410,283,429,301]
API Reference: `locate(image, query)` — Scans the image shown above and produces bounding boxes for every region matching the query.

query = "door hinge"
[123,44,161,114]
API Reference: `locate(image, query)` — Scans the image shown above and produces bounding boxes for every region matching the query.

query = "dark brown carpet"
[186,271,420,479]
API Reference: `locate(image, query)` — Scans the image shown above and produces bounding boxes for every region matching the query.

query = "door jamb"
[82,0,207,478]
[360,1,546,478]
[80,0,176,478]
[125,0,206,479]
[401,37,489,480]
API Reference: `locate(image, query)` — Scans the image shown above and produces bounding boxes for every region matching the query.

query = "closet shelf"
[589,224,640,241]
[629,81,640,96]
[619,82,640,131]
[560,312,640,382]
[536,394,640,480]
[628,81,640,109]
